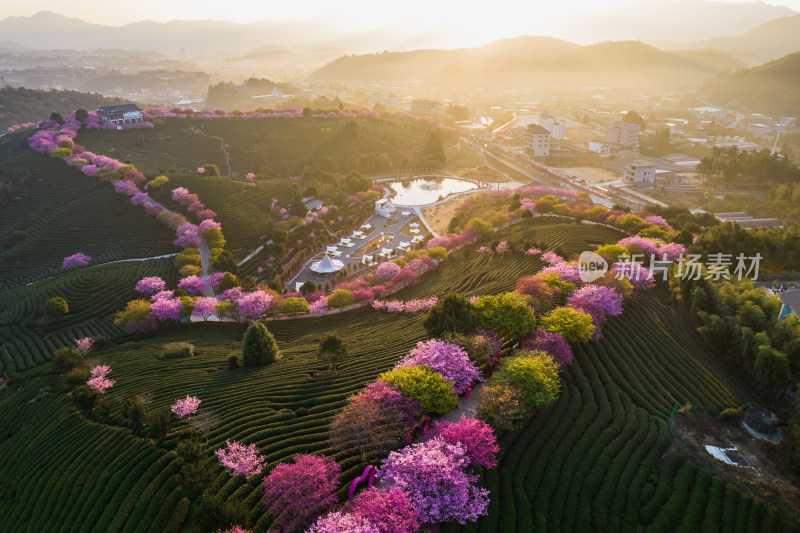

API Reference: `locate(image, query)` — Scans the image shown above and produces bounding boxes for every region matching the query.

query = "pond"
[387,177,478,205]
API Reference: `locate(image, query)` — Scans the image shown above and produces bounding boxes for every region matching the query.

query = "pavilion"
[311,254,344,275]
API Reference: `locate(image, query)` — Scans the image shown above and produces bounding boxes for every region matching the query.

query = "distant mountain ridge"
[698,51,800,117]
[309,37,746,92]
[655,14,800,64]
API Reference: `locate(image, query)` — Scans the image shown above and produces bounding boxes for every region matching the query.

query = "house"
[691,106,728,121]
[588,141,611,155]
[411,99,443,118]
[524,124,551,158]
[714,212,779,228]
[375,199,396,217]
[779,290,800,320]
[98,104,144,127]
[606,124,640,149]
[302,196,323,213]
[622,159,656,186]
[538,112,566,141]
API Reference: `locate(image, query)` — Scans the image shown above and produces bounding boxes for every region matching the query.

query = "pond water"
[387,177,478,205]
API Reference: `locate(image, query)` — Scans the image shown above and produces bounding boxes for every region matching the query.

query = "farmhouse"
[98,104,144,127]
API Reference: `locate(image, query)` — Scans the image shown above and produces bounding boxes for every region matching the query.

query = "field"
[2,213,796,531]
[76,116,442,176]
[0,152,177,289]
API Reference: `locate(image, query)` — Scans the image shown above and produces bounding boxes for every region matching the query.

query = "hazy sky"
[2,0,798,27]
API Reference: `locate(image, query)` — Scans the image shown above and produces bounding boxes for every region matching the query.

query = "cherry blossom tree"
[74,337,94,357]
[87,365,115,393]
[431,416,499,469]
[178,275,206,296]
[237,290,272,320]
[520,329,573,366]
[349,487,421,533]
[376,262,401,281]
[246,172,255,181]
[171,395,201,419]
[378,437,489,525]
[395,340,482,395]
[135,276,166,295]
[216,439,265,478]
[62,253,91,268]
[150,297,183,322]
[192,297,217,321]
[495,241,510,253]
[566,284,624,329]
[308,512,380,533]
[262,453,341,532]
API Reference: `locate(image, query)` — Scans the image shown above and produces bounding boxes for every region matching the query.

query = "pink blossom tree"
[350,487,421,533]
[495,241,510,253]
[74,337,94,357]
[87,365,115,393]
[216,439,265,478]
[178,275,206,296]
[135,276,166,295]
[192,297,218,321]
[171,395,201,419]
[262,453,341,532]
[566,284,624,330]
[308,512,380,533]
[150,297,183,322]
[376,262,401,281]
[378,437,489,525]
[520,329,573,366]
[396,340,482,395]
[246,172,255,181]
[62,252,91,268]
[237,290,272,320]
[431,416,499,469]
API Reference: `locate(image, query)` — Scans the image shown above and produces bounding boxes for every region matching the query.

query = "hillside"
[1,218,792,531]
[657,14,800,64]
[0,86,129,129]
[698,52,800,116]
[310,38,744,92]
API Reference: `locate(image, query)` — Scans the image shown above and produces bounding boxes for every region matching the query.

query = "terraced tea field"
[0,152,177,289]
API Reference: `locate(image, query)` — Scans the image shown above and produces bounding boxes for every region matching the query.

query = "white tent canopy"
[326,246,338,252]
[409,222,420,228]
[311,254,344,273]
[362,223,372,230]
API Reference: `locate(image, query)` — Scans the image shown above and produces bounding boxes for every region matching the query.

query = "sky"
[1,0,798,27]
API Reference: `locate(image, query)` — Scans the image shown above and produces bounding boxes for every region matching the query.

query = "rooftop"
[526,124,551,135]
[98,104,141,114]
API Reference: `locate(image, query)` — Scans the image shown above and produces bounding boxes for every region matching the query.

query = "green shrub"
[473,292,536,340]
[423,293,478,338]
[45,297,69,317]
[203,164,220,176]
[242,321,281,365]
[53,347,80,373]
[227,354,242,369]
[539,307,595,343]
[477,381,530,432]
[442,331,498,371]
[145,407,175,439]
[91,335,115,351]
[317,331,348,371]
[327,289,354,309]
[218,272,240,291]
[71,385,98,410]
[282,297,309,315]
[379,365,458,415]
[62,366,91,389]
[161,342,195,359]
[492,350,561,408]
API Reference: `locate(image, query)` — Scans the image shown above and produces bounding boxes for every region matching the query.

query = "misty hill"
[0,87,129,129]
[310,38,744,92]
[564,0,795,44]
[656,14,800,64]
[698,52,800,117]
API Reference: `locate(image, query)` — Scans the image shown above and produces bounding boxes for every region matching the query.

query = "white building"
[538,112,566,141]
[98,104,144,127]
[622,159,656,186]
[690,106,728,121]
[524,124,551,158]
[606,124,640,149]
[375,199,396,217]
[369,92,402,109]
[411,99,443,118]
[588,141,611,155]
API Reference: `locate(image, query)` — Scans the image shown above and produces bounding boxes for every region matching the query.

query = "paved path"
[196,127,231,177]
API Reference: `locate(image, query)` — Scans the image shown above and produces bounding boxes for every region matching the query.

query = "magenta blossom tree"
[431,416,499,469]
[74,337,94,357]
[216,439,265,478]
[262,453,341,532]
[566,284,624,329]
[378,437,490,525]
[178,275,206,296]
[192,297,217,321]
[171,395,201,419]
[150,297,183,322]
[135,276,166,295]
[396,340,482,395]
[62,252,91,269]
[308,512,380,533]
[350,487,421,533]
[520,329,573,366]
